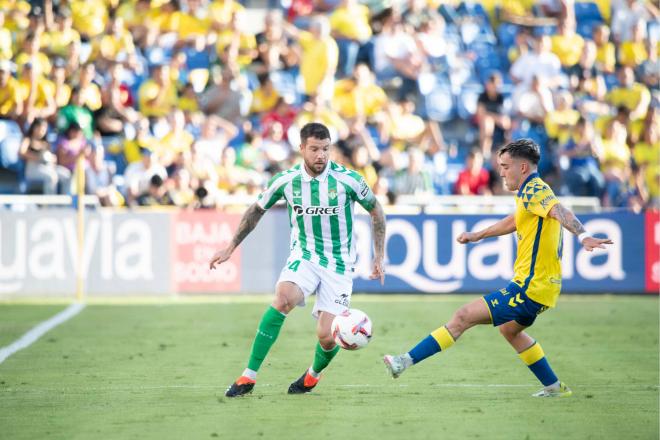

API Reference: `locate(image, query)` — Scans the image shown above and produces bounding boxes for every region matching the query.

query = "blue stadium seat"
[425,85,455,122]
[574,2,603,23]
[534,25,558,36]
[456,86,483,120]
[270,70,300,105]
[497,23,519,48]
[603,73,619,90]
[577,20,601,39]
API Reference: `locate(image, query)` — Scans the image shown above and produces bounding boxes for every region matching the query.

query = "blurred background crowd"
[0,0,657,209]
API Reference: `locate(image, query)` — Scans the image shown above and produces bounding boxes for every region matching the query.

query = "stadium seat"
[574,2,603,23]
[577,20,601,39]
[456,84,483,120]
[425,85,455,122]
[497,23,519,48]
[534,25,558,36]
[270,70,300,105]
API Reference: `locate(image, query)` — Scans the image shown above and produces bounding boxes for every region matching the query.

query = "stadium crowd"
[0,0,657,209]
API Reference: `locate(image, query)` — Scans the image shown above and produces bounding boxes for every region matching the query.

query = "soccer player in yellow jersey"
[384,139,613,397]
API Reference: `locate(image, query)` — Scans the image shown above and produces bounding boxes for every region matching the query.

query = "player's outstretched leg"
[384,297,491,378]
[288,311,339,394]
[226,282,302,397]
[499,321,572,398]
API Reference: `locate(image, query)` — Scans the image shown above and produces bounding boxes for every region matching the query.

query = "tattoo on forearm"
[371,203,386,258]
[231,203,265,248]
[553,204,586,236]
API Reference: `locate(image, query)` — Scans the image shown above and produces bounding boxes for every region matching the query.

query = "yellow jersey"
[513,173,562,308]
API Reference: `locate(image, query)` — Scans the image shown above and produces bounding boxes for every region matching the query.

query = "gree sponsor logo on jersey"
[292,205,341,216]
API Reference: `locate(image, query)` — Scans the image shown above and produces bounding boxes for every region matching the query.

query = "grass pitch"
[0,295,658,440]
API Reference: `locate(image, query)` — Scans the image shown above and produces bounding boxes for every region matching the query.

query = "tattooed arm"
[369,199,386,285]
[548,203,613,251]
[210,203,266,269]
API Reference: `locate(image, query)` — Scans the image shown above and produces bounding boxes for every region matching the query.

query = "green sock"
[311,342,340,374]
[246,306,286,372]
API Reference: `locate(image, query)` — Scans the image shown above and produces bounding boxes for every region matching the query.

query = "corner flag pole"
[75,154,85,302]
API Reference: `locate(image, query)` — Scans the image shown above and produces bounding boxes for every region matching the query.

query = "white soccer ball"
[331,308,373,350]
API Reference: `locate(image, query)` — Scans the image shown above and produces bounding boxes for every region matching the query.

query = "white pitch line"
[0,303,86,364]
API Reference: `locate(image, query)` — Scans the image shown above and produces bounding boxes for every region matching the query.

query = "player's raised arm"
[548,203,613,251]
[209,202,266,269]
[368,199,386,285]
[456,214,516,244]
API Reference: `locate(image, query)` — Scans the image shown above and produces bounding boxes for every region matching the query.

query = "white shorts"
[276,257,353,319]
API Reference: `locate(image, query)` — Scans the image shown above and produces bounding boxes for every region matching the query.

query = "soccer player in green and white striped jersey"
[210,122,386,397]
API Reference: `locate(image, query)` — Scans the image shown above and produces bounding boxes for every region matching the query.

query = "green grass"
[0,295,658,440]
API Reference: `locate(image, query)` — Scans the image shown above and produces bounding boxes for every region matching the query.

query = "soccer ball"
[331,309,372,350]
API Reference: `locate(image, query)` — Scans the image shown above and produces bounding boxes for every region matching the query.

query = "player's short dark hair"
[300,122,330,145]
[498,138,540,165]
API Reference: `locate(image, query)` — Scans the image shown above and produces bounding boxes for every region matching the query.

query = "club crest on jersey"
[293,205,341,216]
[328,189,337,200]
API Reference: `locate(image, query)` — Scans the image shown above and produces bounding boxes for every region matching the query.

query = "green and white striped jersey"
[257,161,377,275]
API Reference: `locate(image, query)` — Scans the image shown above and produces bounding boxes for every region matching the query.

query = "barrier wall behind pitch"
[0,209,657,297]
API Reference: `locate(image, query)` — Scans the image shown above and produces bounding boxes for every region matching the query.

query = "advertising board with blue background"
[351,213,648,294]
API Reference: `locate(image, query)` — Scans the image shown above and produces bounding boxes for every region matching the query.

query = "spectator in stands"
[510,35,562,93]
[56,86,94,139]
[261,97,298,140]
[50,58,71,109]
[169,167,195,208]
[284,15,338,102]
[18,62,57,127]
[215,10,258,70]
[19,118,71,194]
[250,73,280,115]
[538,0,574,22]
[255,9,298,73]
[137,174,174,206]
[599,119,633,207]
[56,122,89,173]
[194,115,238,166]
[216,146,261,195]
[138,63,178,119]
[330,0,373,78]
[632,110,660,207]
[123,147,168,206]
[391,147,433,196]
[42,8,81,62]
[593,24,616,74]
[508,28,531,64]
[606,66,651,120]
[0,60,24,120]
[90,15,136,70]
[332,63,388,135]
[638,39,659,90]
[96,63,138,137]
[566,39,597,89]
[619,18,649,68]
[373,9,424,99]
[610,0,658,44]
[545,90,580,146]
[476,73,511,159]
[550,18,584,69]
[0,12,13,61]
[350,142,379,188]
[513,75,554,125]
[199,67,243,124]
[85,144,122,206]
[454,148,491,196]
[559,117,605,197]
[15,32,51,78]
